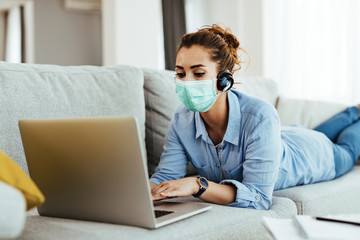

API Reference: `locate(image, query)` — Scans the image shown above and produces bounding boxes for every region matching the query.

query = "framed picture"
[63,0,101,12]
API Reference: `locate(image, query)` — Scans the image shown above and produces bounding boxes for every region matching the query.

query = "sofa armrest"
[276,96,347,129]
[0,182,26,239]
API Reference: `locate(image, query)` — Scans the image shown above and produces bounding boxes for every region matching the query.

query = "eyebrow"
[175,64,206,69]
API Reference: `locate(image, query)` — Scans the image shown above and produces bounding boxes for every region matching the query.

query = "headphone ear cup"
[217,70,234,91]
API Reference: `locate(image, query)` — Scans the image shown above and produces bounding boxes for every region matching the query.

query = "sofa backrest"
[276,97,347,129]
[234,76,279,107]
[0,62,145,174]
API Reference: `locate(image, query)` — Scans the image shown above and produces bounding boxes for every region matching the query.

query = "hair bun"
[178,24,250,74]
[207,24,240,50]
[223,33,240,49]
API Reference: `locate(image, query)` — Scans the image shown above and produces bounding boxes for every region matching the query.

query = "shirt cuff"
[220,179,262,208]
[149,177,162,185]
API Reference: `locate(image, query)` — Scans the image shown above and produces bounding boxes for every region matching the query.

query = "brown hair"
[176,24,249,74]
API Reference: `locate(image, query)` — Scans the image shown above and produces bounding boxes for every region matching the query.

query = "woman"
[149,24,360,210]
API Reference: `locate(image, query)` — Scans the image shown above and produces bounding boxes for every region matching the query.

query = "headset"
[216,70,234,92]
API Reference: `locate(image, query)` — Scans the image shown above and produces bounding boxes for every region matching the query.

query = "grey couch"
[1,61,359,240]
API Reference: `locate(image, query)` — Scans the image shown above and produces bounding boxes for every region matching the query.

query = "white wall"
[102,0,164,69]
[185,0,263,77]
[34,0,102,66]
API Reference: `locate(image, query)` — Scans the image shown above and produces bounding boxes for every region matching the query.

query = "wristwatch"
[192,177,209,198]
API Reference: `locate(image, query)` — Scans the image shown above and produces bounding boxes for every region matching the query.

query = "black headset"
[217,70,234,92]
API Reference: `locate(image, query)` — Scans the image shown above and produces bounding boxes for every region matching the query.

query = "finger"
[152,182,170,194]
[152,192,167,201]
[151,181,165,192]
[160,190,179,198]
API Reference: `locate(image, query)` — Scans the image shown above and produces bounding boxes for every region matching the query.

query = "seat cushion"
[0,62,145,174]
[273,165,360,215]
[21,196,296,240]
[0,182,26,239]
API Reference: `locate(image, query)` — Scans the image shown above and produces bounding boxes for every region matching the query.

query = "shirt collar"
[195,90,240,146]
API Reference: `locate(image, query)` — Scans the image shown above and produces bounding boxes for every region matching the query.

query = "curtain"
[5,6,22,63]
[162,0,186,70]
[0,11,6,60]
[263,0,360,105]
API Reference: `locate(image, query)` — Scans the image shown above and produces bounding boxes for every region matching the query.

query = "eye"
[175,72,185,78]
[194,72,205,77]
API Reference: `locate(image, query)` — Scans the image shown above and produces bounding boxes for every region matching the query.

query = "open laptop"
[19,116,211,229]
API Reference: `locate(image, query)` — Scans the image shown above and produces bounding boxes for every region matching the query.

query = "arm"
[151,177,236,204]
[149,117,189,186]
[221,109,282,209]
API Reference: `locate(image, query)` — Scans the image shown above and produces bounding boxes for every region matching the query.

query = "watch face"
[199,177,209,188]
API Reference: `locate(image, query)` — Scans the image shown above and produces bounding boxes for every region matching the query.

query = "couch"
[1,61,359,240]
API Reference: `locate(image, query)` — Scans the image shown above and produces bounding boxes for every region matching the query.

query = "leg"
[314,106,359,142]
[333,119,360,178]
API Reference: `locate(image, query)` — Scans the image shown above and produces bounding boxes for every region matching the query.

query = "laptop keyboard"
[154,210,174,218]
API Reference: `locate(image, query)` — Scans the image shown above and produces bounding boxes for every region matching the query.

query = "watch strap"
[192,177,208,198]
[192,188,206,198]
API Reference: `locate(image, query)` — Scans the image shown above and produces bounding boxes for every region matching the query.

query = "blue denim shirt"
[150,90,336,209]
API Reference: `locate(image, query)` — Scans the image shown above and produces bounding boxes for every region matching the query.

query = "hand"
[151,177,200,201]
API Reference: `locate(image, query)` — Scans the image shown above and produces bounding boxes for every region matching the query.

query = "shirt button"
[216,164,220,168]
[255,195,260,200]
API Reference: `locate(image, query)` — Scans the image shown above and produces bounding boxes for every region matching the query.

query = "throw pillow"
[0,150,45,211]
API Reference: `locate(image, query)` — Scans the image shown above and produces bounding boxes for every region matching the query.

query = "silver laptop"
[19,116,211,229]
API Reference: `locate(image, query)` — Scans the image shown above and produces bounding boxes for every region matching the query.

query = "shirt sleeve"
[149,118,189,185]
[220,108,282,210]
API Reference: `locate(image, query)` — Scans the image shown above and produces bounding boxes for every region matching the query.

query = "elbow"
[254,196,272,210]
[229,195,272,210]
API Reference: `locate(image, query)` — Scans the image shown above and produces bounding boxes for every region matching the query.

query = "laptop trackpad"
[154,210,174,218]
[153,201,197,219]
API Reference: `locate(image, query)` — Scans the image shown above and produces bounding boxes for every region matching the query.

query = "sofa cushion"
[276,97,347,129]
[235,76,279,106]
[0,62,145,174]
[142,68,188,176]
[21,196,296,240]
[273,166,360,215]
[0,150,44,210]
[0,182,26,239]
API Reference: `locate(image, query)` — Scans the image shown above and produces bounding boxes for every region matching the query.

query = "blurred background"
[0,0,359,104]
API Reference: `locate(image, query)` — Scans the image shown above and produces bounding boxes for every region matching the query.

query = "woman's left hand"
[151,177,199,201]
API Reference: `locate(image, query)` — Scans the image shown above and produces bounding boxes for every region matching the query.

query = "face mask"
[175,78,220,112]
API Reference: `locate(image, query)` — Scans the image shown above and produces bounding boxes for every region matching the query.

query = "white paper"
[262,217,307,240]
[294,215,360,240]
[262,215,360,240]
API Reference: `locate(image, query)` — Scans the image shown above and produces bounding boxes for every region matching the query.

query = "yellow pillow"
[0,150,45,211]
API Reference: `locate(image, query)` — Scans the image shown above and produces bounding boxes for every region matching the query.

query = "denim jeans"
[314,106,360,178]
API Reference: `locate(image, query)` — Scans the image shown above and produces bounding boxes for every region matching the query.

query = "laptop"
[18,116,211,229]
